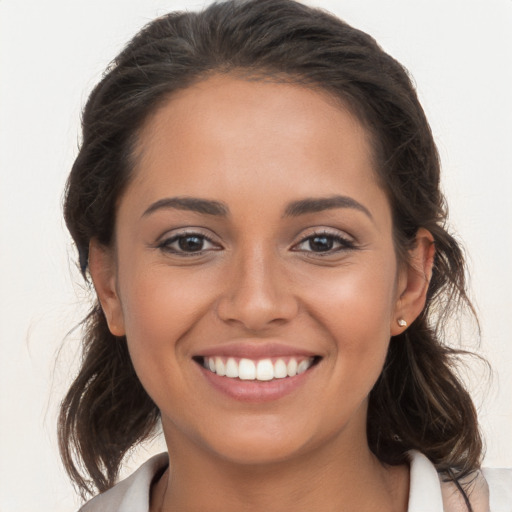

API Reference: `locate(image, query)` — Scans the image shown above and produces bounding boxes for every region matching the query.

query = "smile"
[201,356,316,381]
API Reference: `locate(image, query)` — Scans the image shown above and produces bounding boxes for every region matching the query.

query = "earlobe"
[88,239,126,336]
[391,228,435,336]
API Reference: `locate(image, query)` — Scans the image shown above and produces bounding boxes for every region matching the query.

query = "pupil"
[179,236,203,252]
[310,236,333,252]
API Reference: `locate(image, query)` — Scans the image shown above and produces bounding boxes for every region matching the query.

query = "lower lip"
[197,363,316,403]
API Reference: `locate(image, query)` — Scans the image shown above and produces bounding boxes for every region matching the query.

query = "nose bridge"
[216,241,298,330]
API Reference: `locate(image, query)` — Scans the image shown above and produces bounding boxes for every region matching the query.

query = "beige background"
[1,0,511,510]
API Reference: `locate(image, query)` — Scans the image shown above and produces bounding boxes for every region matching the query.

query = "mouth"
[193,355,321,382]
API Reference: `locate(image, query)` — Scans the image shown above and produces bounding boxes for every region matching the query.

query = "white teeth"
[287,358,298,377]
[274,359,288,379]
[297,359,310,374]
[256,359,274,381]
[215,357,226,376]
[239,358,256,380]
[203,356,315,381]
[225,357,239,378]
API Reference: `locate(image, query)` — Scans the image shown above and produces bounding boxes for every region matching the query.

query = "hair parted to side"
[60,0,482,503]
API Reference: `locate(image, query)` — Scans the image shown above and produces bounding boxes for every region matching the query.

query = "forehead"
[125,74,387,221]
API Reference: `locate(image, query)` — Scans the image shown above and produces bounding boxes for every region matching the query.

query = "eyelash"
[157,232,220,256]
[292,231,357,255]
[156,230,356,256]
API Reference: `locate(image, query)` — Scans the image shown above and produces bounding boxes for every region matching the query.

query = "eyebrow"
[283,195,373,220]
[141,194,372,220]
[142,196,229,217]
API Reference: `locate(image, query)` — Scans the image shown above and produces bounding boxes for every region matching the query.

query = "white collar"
[407,450,444,511]
[84,450,446,512]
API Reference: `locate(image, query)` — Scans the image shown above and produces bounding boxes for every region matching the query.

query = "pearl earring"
[397,318,407,327]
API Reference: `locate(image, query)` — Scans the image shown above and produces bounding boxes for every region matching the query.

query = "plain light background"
[1,0,511,510]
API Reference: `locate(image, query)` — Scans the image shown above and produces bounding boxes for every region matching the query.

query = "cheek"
[302,259,398,385]
[119,252,218,327]
[116,262,219,378]
[304,258,398,336]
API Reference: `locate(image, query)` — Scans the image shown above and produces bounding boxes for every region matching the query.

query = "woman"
[59,0,511,510]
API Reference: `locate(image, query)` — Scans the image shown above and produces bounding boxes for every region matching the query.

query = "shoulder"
[440,470,489,512]
[407,451,512,512]
[78,453,169,512]
[440,467,512,512]
[482,466,512,511]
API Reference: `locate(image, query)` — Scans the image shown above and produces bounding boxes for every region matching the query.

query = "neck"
[151,429,409,512]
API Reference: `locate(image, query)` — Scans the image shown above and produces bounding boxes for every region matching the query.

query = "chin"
[213,437,309,467]
[194,415,342,468]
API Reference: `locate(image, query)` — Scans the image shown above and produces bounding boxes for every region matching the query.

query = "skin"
[90,75,434,512]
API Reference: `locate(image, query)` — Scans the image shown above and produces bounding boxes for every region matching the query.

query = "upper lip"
[196,341,319,359]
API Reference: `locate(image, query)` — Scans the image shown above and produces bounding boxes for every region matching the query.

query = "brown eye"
[293,232,356,254]
[158,232,220,255]
[308,235,335,252]
[178,235,205,252]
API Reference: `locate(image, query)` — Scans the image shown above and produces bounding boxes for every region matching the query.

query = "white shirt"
[79,451,512,511]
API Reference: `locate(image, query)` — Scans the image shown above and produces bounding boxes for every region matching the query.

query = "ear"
[390,228,435,336]
[88,239,126,336]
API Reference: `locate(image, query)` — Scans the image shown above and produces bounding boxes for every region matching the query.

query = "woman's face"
[92,75,424,466]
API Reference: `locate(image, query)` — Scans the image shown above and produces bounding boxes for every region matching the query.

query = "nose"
[215,245,299,331]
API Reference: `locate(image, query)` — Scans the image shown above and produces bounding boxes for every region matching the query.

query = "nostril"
[215,296,299,331]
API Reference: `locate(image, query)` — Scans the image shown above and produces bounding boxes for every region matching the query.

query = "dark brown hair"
[60,0,482,506]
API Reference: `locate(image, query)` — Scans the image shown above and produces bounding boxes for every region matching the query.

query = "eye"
[157,232,220,255]
[293,231,356,254]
